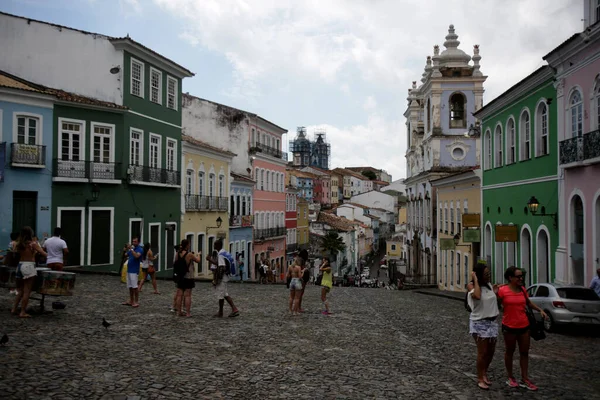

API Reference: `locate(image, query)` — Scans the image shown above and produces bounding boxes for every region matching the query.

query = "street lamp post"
[526,196,558,229]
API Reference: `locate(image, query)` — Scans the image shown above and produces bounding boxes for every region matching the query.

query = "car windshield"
[556,288,600,301]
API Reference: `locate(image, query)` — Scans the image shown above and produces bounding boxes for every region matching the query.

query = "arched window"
[218,174,224,197]
[198,171,205,196]
[536,102,549,156]
[426,98,432,132]
[495,125,503,167]
[209,173,215,197]
[570,90,583,138]
[186,169,194,195]
[484,130,491,170]
[449,93,466,128]
[520,110,531,160]
[506,118,516,164]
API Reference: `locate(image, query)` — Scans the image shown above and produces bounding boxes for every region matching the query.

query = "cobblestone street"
[1,275,599,399]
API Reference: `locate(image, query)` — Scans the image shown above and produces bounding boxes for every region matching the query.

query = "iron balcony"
[254,142,288,161]
[559,129,600,165]
[185,195,228,211]
[53,159,121,181]
[11,143,46,167]
[129,165,180,186]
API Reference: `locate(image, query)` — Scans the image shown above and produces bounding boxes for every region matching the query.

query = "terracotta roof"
[372,180,389,186]
[231,172,255,183]
[289,170,318,179]
[302,166,331,176]
[317,212,356,232]
[0,70,127,110]
[182,134,237,157]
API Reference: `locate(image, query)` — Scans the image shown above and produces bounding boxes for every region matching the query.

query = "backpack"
[172,251,188,282]
[220,250,236,276]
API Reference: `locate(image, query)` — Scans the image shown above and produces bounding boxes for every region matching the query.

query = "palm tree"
[320,231,346,270]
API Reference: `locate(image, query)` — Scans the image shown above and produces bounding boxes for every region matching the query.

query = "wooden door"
[90,210,111,265]
[12,191,37,233]
[60,210,82,266]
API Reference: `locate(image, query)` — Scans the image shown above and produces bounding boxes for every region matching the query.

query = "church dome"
[438,25,471,68]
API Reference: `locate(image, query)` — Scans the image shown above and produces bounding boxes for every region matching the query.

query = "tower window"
[449,93,466,128]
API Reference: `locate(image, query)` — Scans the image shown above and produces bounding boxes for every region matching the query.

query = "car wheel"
[543,310,554,332]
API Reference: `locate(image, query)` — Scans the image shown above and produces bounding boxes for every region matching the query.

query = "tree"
[320,231,346,258]
[361,170,377,180]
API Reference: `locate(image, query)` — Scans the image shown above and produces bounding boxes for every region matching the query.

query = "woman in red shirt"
[497,267,547,391]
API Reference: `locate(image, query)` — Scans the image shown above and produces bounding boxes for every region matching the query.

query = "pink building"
[251,118,288,280]
[544,3,600,285]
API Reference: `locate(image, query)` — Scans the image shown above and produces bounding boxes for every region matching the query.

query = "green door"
[90,210,111,265]
[60,210,82,266]
[12,191,37,234]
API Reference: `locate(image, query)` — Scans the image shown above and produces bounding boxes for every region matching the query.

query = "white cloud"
[363,96,377,111]
[154,0,582,180]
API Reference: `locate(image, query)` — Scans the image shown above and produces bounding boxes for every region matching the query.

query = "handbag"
[521,288,546,341]
[315,273,323,286]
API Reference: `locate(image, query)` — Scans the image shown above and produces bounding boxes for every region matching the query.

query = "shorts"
[215,274,229,300]
[289,278,303,291]
[16,261,37,280]
[47,262,64,271]
[322,286,331,294]
[502,324,530,335]
[469,319,499,339]
[177,278,195,290]
[126,273,138,289]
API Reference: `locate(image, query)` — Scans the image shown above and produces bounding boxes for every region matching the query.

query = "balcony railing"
[185,195,228,211]
[254,142,288,161]
[11,143,46,167]
[560,130,600,165]
[53,159,121,180]
[230,214,254,227]
[253,227,286,240]
[129,165,180,186]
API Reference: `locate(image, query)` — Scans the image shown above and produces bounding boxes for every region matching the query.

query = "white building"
[403,25,486,284]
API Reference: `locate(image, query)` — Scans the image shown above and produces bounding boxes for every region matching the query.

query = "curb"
[415,290,464,302]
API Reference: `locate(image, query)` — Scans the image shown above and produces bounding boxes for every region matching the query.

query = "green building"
[474,66,558,286]
[51,39,193,275]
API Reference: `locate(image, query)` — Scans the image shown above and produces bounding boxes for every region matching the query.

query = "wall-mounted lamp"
[453,233,472,251]
[109,66,121,74]
[527,196,558,229]
[85,184,100,208]
[206,216,223,233]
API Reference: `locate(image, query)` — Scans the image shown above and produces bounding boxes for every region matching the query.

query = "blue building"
[295,173,314,201]
[0,71,55,246]
[229,173,254,281]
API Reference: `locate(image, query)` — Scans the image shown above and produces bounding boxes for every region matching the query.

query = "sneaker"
[506,378,519,388]
[520,380,538,391]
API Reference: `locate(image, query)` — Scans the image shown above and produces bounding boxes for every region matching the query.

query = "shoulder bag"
[521,288,546,341]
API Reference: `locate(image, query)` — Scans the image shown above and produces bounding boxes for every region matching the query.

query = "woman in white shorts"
[12,226,47,318]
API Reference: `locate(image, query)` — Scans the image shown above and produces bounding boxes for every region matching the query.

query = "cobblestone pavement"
[1,275,599,399]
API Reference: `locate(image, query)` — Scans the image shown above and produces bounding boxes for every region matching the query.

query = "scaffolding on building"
[289,126,331,169]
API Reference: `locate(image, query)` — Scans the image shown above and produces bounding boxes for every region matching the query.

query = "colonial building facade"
[543,4,600,285]
[474,66,558,286]
[404,25,486,284]
[229,173,254,281]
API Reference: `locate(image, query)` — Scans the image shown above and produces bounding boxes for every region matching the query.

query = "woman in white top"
[139,243,159,294]
[467,263,500,390]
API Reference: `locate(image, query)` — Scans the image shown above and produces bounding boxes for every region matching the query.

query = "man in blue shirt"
[123,237,143,308]
[590,268,600,298]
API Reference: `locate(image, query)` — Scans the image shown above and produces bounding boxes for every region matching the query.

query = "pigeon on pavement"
[102,318,111,330]
[0,333,8,346]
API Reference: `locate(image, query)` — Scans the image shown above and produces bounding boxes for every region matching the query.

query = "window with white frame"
[266,171,270,191]
[131,58,144,98]
[251,128,256,146]
[166,139,177,171]
[150,67,162,104]
[260,170,264,190]
[495,125,503,167]
[536,102,549,156]
[149,134,161,169]
[450,201,455,234]
[569,90,583,138]
[61,120,84,161]
[464,255,469,288]
[438,202,442,231]
[506,118,516,164]
[167,76,178,110]
[271,171,275,191]
[186,169,194,195]
[444,202,448,232]
[16,115,39,145]
[456,252,461,286]
[130,129,143,166]
[463,199,468,215]
[457,203,461,233]
[92,124,113,163]
[219,174,224,197]
[198,171,205,195]
[209,173,215,197]
[520,111,531,160]
[254,167,259,189]
[484,130,491,169]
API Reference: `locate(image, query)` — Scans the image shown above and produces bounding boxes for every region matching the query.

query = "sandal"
[19,313,32,318]
[228,310,240,318]
[477,382,489,390]
[483,376,492,386]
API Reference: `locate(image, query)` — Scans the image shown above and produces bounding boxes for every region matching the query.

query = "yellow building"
[297,198,309,249]
[398,206,407,225]
[181,135,235,278]
[431,169,481,292]
[386,239,402,258]
[330,171,342,205]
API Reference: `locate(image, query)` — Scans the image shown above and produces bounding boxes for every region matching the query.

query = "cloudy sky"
[3,0,582,180]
